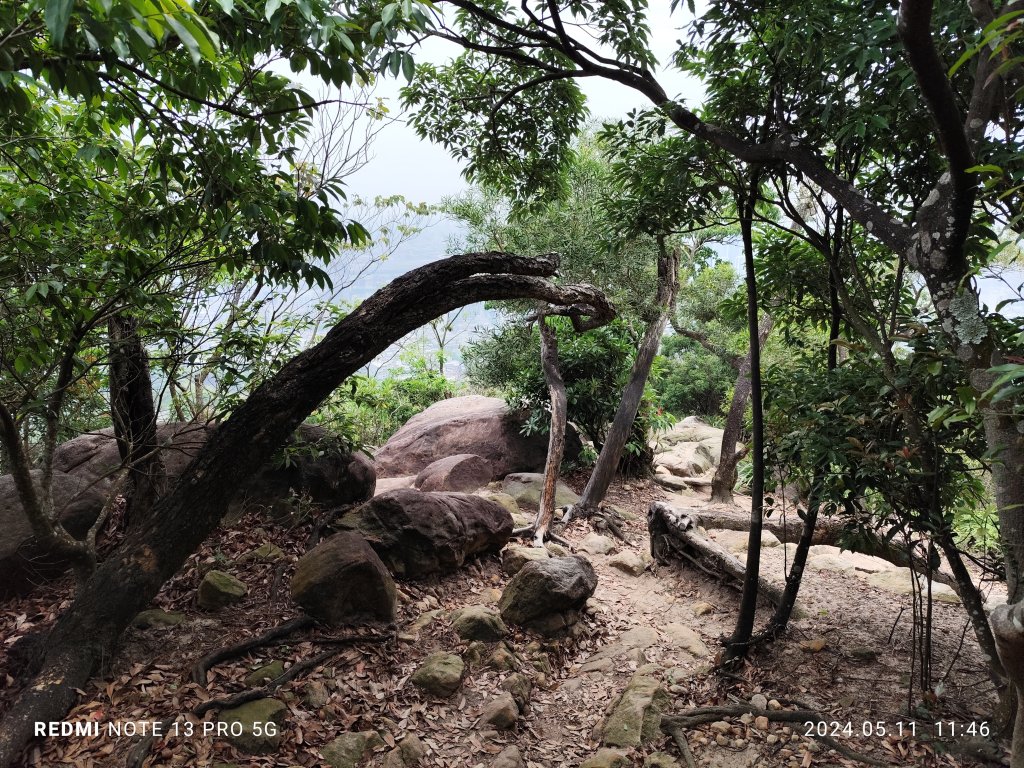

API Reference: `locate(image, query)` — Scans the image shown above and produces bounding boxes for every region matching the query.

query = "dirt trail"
[0,479,1006,767]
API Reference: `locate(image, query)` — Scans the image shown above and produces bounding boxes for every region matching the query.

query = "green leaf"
[45,0,75,48]
[265,0,282,21]
[401,51,415,82]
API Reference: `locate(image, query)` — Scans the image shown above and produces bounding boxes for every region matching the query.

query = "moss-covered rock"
[410,652,464,697]
[198,570,248,610]
[218,698,287,754]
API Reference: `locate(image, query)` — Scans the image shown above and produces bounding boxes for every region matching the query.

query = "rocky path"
[2,477,1004,768]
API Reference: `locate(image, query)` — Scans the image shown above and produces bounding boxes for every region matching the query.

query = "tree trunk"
[576,239,679,514]
[711,312,773,504]
[108,313,166,531]
[724,188,765,663]
[0,252,613,768]
[532,314,567,546]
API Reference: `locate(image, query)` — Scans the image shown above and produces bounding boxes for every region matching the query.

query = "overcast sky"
[343,4,705,203]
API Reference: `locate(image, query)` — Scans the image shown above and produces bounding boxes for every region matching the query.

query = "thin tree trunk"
[576,239,679,514]
[724,187,765,663]
[108,313,165,531]
[532,313,567,546]
[711,313,773,504]
[0,252,613,768]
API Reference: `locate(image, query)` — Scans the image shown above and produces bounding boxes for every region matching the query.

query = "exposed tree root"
[192,616,314,685]
[662,706,889,767]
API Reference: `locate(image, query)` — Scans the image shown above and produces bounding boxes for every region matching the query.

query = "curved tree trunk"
[532,313,567,546]
[576,239,679,515]
[0,252,613,768]
[711,313,773,504]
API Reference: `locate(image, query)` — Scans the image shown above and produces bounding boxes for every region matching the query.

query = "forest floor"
[0,476,1010,768]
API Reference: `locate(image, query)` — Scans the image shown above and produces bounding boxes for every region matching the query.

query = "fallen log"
[647,501,786,608]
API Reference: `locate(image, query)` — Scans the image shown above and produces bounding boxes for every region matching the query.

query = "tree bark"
[532,313,567,546]
[107,313,166,531]
[724,188,765,663]
[576,239,679,514]
[711,312,773,504]
[0,252,613,768]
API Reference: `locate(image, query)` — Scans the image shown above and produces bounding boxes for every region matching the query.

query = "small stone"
[131,609,185,629]
[491,745,525,768]
[237,542,286,563]
[197,570,247,610]
[218,698,286,754]
[643,752,679,768]
[607,550,650,577]
[739,713,754,725]
[321,731,384,768]
[750,693,768,710]
[663,623,710,657]
[849,645,879,661]
[766,734,779,744]
[691,601,714,616]
[501,544,550,575]
[244,660,285,686]
[304,680,330,709]
[754,716,770,730]
[398,734,427,762]
[451,605,509,642]
[546,542,570,557]
[715,734,729,746]
[580,748,630,768]
[734,738,746,748]
[486,643,520,671]
[500,672,533,711]
[710,721,732,734]
[580,533,616,555]
[410,652,464,697]
[768,698,782,710]
[480,692,519,730]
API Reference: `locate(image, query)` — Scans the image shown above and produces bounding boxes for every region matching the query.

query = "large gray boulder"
[373,396,581,478]
[53,422,375,512]
[653,416,742,478]
[292,532,397,625]
[414,453,493,493]
[501,472,580,509]
[499,555,597,635]
[0,470,108,597]
[333,489,513,579]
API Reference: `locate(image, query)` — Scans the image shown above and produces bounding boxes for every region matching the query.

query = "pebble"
[739,713,753,725]
[766,734,779,745]
[715,734,730,746]
[754,716,769,730]
[750,693,768,710]
[768,698,782,710]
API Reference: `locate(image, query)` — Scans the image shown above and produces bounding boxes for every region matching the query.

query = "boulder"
[500,672,533,711]
[501,544,550,575]
[501,473,579,509]
[333,490,512,579]
[581,749,630,768]
[383,735,427,768]
[600,672,670,747]
[291,532,397,625]
[410,651,465,697]
[245,660,285,686]
[53,422,375,514]
[0,470,108,596]
[415,454,493,493]
[197,570,247,609]
[373,396,581,478]
[218,698,287,754]
[865,569,961,603]
[451,605,509,641]
[662,623,710,657]
[499,556,597,635]
[653,416,743,478]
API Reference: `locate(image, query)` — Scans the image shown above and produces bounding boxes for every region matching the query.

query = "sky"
[342,4,705,204]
